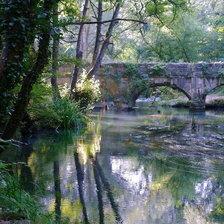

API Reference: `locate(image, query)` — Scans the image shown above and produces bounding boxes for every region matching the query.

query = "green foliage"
[74,90,98,110]
[115,47,138,63]
[145,0,187,24]
[58,56,84,66]
[30,98,88,129]
[214,14,224,40]
[202,66,224,78]
[202,64,210,76]
[156,86,185,100]
[48,56,84,68]
[217,68,224,78]
[124,64,148,91]
[172,100,189,108]
[150,64,167,76]
[28,82,88,129]
[0,162,54,223]
[30,82,52,106]
[211,197,224,222]
[206,99,224,108]
[210,85,224,95]
[123,64,139,78]
[113,3,224,63]
[73,70,101,109]
[122,64,152,103]
[0,0,47,115]
[59,0,80,19]
[0,138,22,152]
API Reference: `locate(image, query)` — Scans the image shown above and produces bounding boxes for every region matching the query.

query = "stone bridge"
[57,62,224,110]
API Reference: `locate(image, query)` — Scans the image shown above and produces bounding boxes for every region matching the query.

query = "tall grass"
[30,98,89,129]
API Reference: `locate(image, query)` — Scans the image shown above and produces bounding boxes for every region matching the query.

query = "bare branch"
[89,0,97,18]
[66,18,147,25]
[61,39,77,43]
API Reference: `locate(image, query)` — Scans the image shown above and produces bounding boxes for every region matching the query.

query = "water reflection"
[1,108,224,223]
[54,160,61,224]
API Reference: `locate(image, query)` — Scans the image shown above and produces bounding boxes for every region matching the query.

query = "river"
[2,107,224,224]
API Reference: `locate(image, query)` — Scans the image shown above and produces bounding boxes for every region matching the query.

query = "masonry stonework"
[56,63,224,110]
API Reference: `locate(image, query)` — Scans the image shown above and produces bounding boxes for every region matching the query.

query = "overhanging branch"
[67,18,147,25]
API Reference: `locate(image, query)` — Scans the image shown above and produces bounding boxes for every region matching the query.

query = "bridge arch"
[206,83,224,96]
[55,62,224,110]
[204,83,224,103]
[128,82,191,108]
[149,83,191,100]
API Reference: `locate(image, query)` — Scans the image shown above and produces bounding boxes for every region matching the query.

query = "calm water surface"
[3,108,224,224]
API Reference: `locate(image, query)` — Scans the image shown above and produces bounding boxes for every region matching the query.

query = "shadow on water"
[2,108,224,223]
[93,155,122,223]
[54,160,62,224]
[74,152,90,224]
[73,149,123,223]
[92,156,104,224]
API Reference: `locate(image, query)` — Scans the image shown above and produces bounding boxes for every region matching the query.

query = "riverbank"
[136,94,224,109]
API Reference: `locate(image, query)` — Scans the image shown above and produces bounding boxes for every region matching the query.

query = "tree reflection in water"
[74,130,123,224]
[3,108,224,223]
[92,155,122,223]
[92,156,104,224]
[53,160,61,224]
[74,152,90,224]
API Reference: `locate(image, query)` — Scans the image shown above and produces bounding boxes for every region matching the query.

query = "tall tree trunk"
[0,0,34,82]
[0,0,37,114]
[0,43,8,79]
[70,0,89,94]
[87,0,122,79]
[81,23,90,60]
[1,0,56,140]
[92,0,103,65]
[51,3,61,100]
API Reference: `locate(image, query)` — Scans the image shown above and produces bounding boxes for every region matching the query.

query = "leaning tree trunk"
[87,0,122,79]
[92,0,103,66]
[70,0,89,95]
[1,0,56,140]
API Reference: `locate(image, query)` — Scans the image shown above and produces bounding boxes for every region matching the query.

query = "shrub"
[206,99,224,108]
[72,69,101,109]
[172,100,189,108]
[30,98,88,129]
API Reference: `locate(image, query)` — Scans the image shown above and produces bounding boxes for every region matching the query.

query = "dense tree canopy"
[1,2,224,224]
[0,0,223,139]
